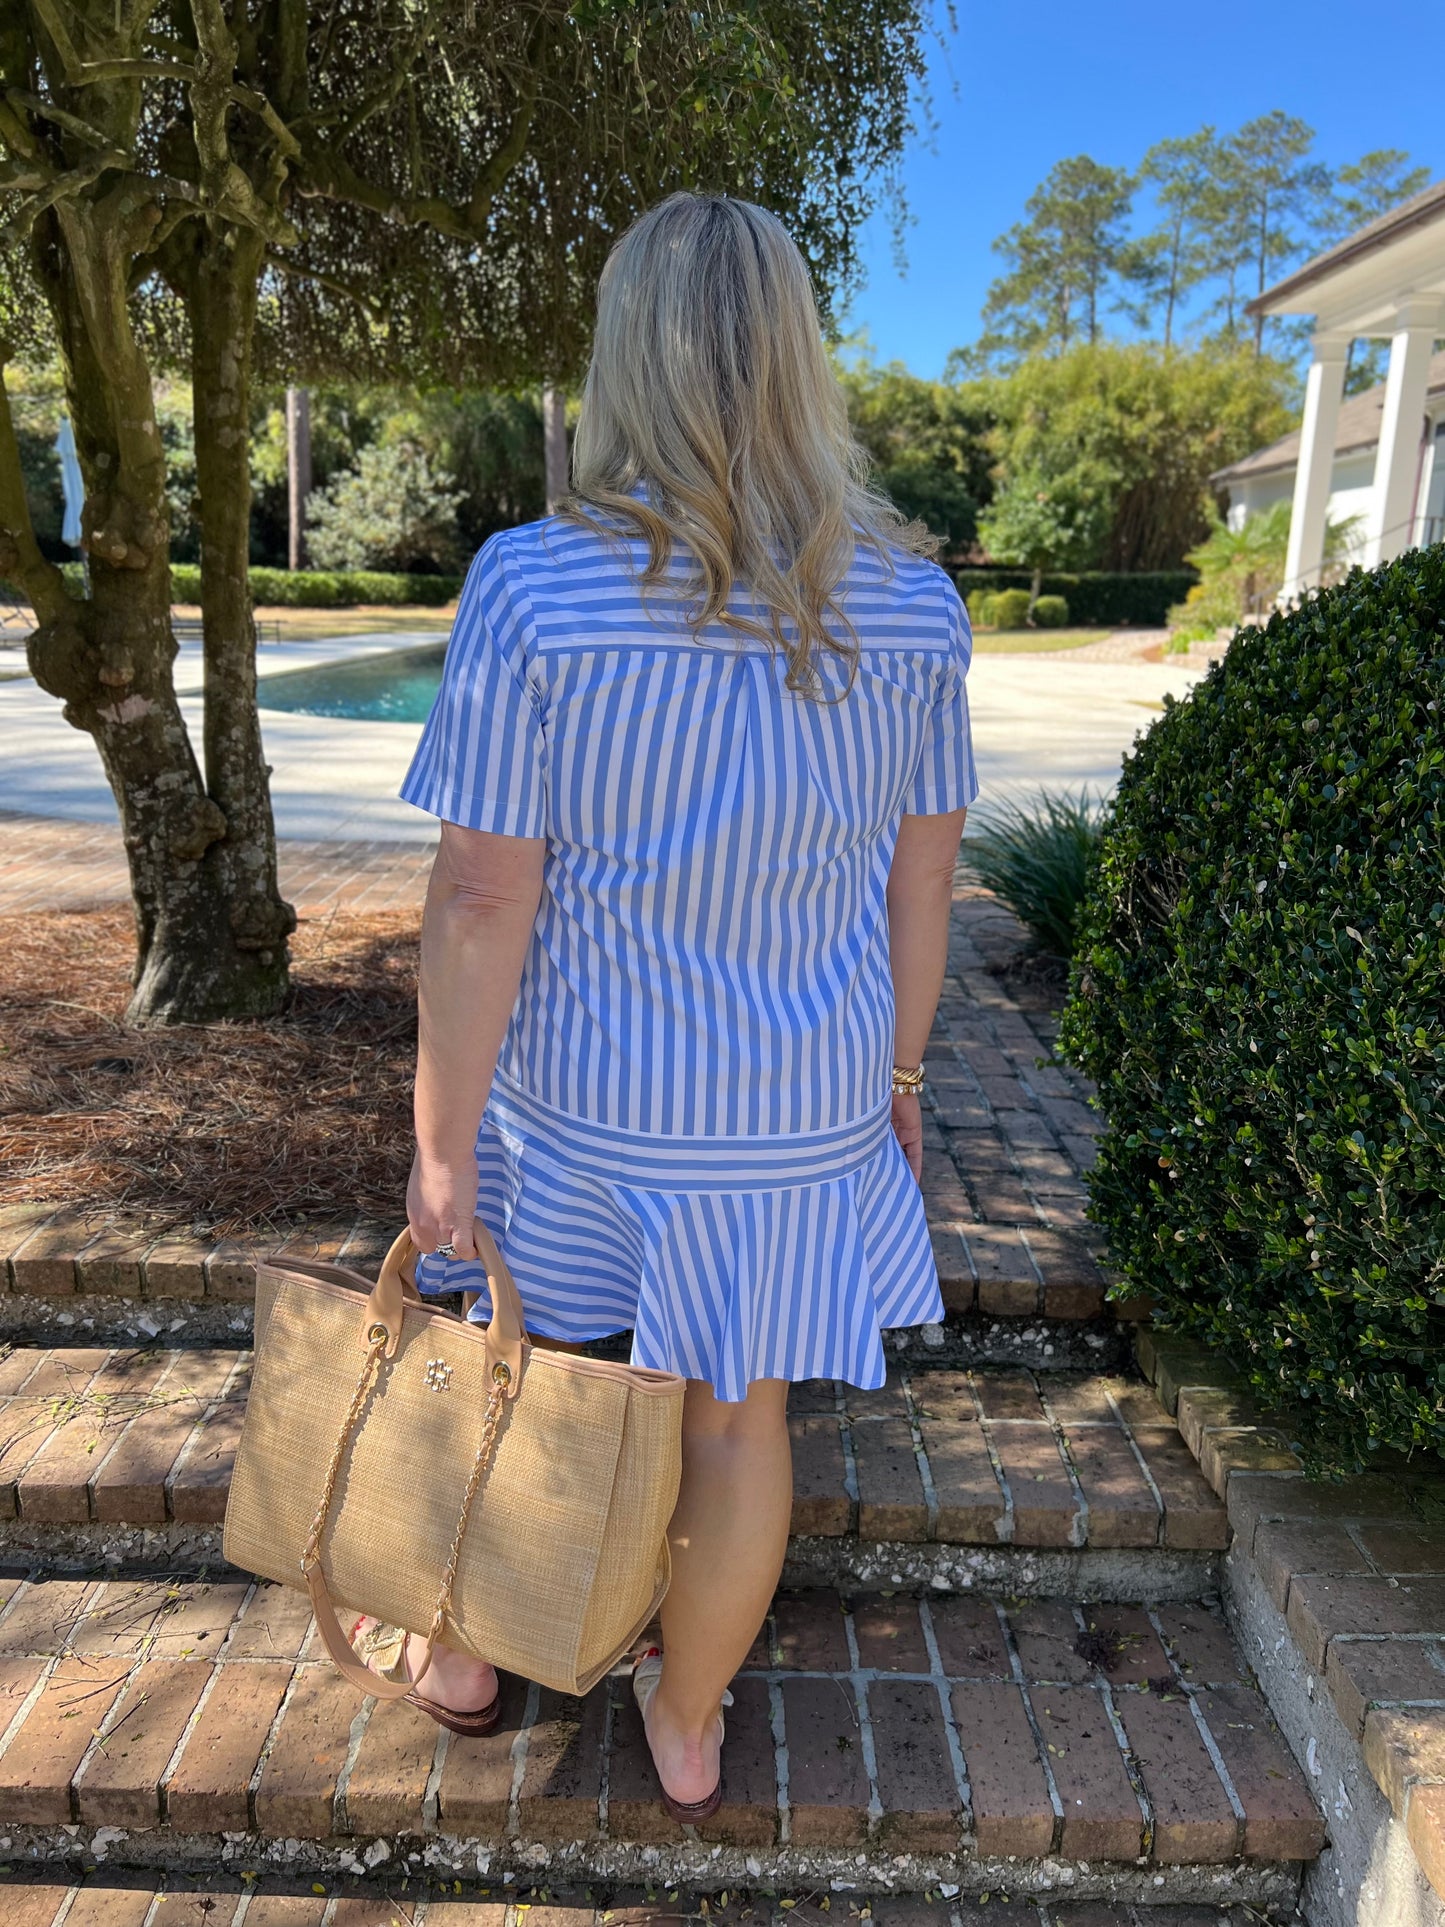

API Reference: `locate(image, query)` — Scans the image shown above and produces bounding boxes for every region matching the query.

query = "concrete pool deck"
[1,629,1207,854]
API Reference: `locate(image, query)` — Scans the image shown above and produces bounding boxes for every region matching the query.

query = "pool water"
[256,644,445,722]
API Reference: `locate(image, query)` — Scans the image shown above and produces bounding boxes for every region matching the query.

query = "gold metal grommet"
[492,1362,512,1387]
[367,1322,390,1345]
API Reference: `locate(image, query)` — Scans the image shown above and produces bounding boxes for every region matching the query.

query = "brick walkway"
[0,1346,1223,1559]
[0,814,1343,1911]
[0,810,435,918]
[0,1884,1276,1924]
[0,1571,1319,1871]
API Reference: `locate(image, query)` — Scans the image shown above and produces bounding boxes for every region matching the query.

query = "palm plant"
[1167,501,1360,643]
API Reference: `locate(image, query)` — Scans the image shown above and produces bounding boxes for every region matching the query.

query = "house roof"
[1247,179,1445,319]
[1211,349,1445,484]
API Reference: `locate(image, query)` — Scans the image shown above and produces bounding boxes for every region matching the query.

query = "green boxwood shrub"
[991,588,1032,630]
[966,588,995,629]
[1058,547,1445,1470]
[169,566,463,608]
[1032,594,1070,628]
[954,567,1196,627]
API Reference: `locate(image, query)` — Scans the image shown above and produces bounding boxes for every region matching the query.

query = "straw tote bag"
[223,1220,685,1698]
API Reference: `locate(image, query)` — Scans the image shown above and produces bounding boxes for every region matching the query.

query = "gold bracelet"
[891,1062,925,1095]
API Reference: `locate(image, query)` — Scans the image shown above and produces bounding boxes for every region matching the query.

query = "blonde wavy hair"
[560,192,938,698]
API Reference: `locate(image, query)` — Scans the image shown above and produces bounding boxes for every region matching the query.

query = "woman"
[387,191,975,1817]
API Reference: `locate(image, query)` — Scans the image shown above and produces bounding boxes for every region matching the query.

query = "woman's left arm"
[408,818,546,1260]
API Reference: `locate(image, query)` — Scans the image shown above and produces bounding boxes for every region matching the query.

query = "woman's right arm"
[885,806,968,1181]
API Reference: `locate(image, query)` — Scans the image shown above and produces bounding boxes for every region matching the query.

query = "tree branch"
[0,353,76,625]
[28,0,86,84]
[274,0,309,120]
[310,34,423,141]
[297,18,547,245]
[468,35,543,227]
[187,0,238,197]
[2,150,132,244]
[181,0,298,242]
[294,137,473,240]
[67,60,302,160]
[0,95,44,164]
[264,248,386,322]
[3,89,111,150]
[0,157,55,192]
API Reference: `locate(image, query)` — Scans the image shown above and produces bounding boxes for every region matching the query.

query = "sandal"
[631,1646,733,1822]
[349,1617,502,1738]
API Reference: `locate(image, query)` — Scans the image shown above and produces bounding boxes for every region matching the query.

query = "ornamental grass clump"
[1058,546,1445,1471]
[963,790,1106,959]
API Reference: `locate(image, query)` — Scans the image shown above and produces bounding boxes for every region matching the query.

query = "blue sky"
[840,0,1444,377]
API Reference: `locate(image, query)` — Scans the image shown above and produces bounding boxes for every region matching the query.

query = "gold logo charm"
[424,1358,453,1393]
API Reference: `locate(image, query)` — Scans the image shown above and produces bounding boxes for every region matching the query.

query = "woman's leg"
[643,1377,793,1806]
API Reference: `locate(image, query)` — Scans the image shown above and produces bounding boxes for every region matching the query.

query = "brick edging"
[1132,1326,1445,1911]
[0,1201,1132,1324]
[0,1209,394,1302]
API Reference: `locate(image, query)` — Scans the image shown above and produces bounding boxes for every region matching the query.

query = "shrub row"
[967,588,1071,631]
[1058,546,1445,1471]
[169,566,464,608]
[954,568,1196,627]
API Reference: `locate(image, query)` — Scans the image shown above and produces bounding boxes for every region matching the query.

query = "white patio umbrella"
[54,414,83,548]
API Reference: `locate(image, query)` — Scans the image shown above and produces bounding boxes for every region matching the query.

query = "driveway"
[1,633,1206,840]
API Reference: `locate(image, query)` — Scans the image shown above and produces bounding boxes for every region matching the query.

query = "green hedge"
[954,568,1195,627]
[1057,547,1445,1470]
[5,565,463,611]
[169,566,463,608]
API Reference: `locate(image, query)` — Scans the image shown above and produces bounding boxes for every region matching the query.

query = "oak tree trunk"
[187,227,295,987]
[12,205,293,1027]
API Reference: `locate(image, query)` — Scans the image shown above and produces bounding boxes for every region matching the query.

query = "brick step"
[0,1875,1282,1926]
[0,1352,1224,1594]
[0,1294,1137,1376]
[0,1194,1132,1351]
[0,1574,1321,1906]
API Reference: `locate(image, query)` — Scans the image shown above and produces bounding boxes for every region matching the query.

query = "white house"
[1212,180,1445,598]
[1213,350,1445,564]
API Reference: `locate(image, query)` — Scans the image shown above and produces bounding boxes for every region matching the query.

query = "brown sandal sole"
[403,1685,503,1737]
[349,1617,502,1737]
[661,1779,723,1822]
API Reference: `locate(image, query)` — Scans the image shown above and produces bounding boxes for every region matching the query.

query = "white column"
[285,387,311,571]
[1366,296,1442,566]
[543,387,568,514]
[1412,427,1438,548]
[1281,331,1349,599]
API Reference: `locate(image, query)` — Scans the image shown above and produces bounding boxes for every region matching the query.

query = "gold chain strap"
[301,1326,389,1575]
[301,1326,515,1661]
[425,1364,511,1644]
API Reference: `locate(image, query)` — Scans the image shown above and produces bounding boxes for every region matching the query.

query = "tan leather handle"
[305,1565,436,1699]
[368,1219,527,1395]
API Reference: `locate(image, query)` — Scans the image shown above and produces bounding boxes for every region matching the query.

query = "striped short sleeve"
[902,580,979,815]
[399,536,548,838]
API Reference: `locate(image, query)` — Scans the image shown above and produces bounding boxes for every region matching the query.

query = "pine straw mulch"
[3,890,1066,1242]
[1,907,419,1238]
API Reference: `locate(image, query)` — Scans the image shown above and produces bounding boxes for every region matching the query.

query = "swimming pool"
[255,644,445,722]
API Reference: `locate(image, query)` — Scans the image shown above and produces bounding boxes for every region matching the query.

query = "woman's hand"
[407,1148,480,1260]
[890,1091,924,1184]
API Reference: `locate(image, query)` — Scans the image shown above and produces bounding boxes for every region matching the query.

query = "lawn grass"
[174,601,458,641]
[969,627,1112,654]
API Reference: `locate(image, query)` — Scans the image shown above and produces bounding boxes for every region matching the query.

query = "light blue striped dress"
[400,502,978,1399]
